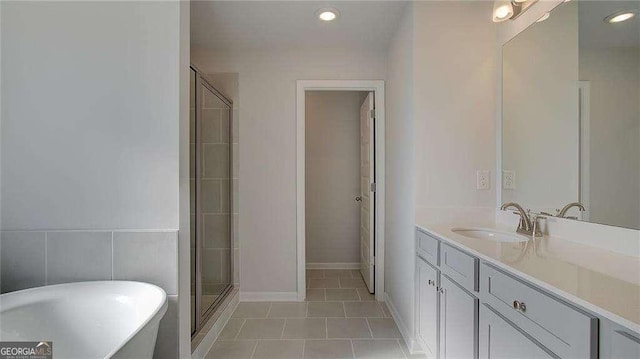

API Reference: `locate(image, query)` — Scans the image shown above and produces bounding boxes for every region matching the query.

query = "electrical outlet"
[503,170,516,190]
[476,170,490,190]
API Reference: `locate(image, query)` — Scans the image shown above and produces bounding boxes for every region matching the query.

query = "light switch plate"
[477,170,490,190]
[503,170,516,190]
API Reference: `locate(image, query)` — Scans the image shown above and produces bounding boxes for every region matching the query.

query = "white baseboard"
[384,292,425,356]
[240,291,298,302]
[306,262,360,270]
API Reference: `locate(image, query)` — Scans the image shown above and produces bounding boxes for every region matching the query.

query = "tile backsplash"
[0,229,178,359]
[1,230,177,294]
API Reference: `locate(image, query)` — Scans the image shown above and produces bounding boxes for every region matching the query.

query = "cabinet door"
[479,304,556,359]
[417,257,439,357]
[611,330,640,358]
[439,275,478,359]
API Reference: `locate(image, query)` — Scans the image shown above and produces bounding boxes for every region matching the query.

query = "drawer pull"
[512,300,527,312]
[428,279,435,286]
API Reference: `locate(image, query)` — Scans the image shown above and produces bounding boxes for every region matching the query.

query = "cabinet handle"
[513,300,527,312]
[437,287,444,294]
[428,279,435,286]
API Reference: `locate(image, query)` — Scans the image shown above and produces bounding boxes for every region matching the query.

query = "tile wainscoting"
[0,229,179,359]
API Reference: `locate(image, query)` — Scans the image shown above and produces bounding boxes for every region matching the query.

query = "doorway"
[296,80,385,301]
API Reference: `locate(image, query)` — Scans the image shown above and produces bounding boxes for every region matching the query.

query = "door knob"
[355,196,362,202]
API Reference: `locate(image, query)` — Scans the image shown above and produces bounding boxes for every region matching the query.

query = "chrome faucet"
[556,202,585,218]
[500,202,543,237]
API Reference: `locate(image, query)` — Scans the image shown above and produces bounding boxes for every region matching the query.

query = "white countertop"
[416,219,640,334]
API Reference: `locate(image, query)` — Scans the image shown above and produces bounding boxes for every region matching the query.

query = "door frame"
[296,80,385,301]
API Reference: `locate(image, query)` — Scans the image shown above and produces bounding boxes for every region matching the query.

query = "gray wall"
[0,2,184,358]
[305,91,364,265]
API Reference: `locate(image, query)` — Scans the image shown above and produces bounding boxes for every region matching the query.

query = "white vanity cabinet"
[439,275,478,359]
[416,256,439,358]
[414,227,634,359]
[415,229,479,359]
[479,304,555,359]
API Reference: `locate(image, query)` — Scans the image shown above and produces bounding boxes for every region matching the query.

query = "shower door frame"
[191,65,234,339]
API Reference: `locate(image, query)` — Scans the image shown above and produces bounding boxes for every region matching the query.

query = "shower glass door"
[191,67,233,338]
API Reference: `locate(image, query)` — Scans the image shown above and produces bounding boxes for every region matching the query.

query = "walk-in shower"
[190,66,233,340]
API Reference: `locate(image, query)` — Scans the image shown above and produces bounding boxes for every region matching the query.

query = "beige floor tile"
[282,318,327,339]
[218,318,245,340]
[307,302,345,317]
[357,289,375,301]
[344,302,385,318]
[205,340,257,359]
[339,277,367,289]
[327,318,372,339]
[326,288,359,301]
[303,339,354,359]
[268,302,308,318]
[306,289,325,301]
[307,277,340,289]
[367,318,402,339]
[323,269,352,279]
[306,269,324,278]
[352,339,405,359]
[349,270,361,278]
[236,319,285,339]
[232,302,271,318]
[252,340,305,359]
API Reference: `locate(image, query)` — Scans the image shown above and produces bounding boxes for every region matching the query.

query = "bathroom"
[0,0,638,358]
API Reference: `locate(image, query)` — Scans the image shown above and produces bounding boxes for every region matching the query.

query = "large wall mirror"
[502,0,639,230]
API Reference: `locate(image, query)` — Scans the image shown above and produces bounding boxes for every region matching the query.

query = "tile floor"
[206,270,426,359]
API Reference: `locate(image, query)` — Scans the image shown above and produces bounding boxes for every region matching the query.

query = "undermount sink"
[451,228,529,243]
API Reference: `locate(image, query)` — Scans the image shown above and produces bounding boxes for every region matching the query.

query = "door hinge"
[370,182,377,193]
[370,109,375,119]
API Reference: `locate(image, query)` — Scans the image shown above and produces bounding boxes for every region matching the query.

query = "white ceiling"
[579,0,640,49]
[191,1,409,52]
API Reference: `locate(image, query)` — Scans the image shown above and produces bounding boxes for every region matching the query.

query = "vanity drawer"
[416,229,439,265]
[440,243,478,292]
[481,263,597,358]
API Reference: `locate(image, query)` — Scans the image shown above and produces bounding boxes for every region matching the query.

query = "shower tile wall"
[0,230,179,359]
[203,72,240,288]
[200,88,231,304]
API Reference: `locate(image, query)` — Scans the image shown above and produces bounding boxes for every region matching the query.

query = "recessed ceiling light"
[536,12,550,23]
[604,10,637,24]
[316,8,339,22]
[492,2,514,23]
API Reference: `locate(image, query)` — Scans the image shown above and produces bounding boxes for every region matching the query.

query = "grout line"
[365,318,375,339]
[265,302,273,318]
[234,319,247,340]
[280,318,286,339]
[325,318,328,339]
[350,339,356,359]
[301,339,306,359]
[249,340,259,359]
[110,231,114,280]
[44,232,48,285]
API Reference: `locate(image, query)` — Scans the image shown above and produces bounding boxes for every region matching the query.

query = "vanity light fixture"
[604,10,637,24]
[492,0,539,23]
[316,7,340,22]
[536,12,550,23]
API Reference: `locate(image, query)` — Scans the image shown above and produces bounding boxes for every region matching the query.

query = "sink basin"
[451,228,529,243]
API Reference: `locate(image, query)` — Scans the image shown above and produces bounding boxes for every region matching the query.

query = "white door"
[359,92,375,293]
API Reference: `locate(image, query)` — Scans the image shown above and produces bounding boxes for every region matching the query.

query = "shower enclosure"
[190,66,233,339]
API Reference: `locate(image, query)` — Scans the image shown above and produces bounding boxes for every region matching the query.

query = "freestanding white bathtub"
[0,281,167,359]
